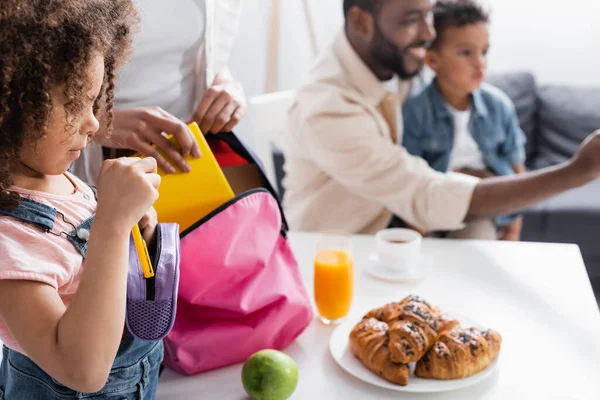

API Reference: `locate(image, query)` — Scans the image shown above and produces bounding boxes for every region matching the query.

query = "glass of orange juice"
[314,234,354,325]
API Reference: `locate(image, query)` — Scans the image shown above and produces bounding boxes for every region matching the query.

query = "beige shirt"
[282,31,479,234]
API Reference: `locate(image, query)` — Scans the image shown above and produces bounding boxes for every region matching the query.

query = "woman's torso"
[115,0,206,121]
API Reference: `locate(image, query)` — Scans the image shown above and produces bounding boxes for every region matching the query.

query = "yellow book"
[142,122,235,233]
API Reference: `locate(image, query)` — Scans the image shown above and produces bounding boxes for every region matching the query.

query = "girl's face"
[19,53,104,177]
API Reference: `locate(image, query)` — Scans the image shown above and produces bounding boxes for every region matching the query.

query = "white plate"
[366,253,430,283]
[329,315,499,393]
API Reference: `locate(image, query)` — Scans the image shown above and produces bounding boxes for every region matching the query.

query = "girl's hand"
[138,207,158,243]
[95,157,160,234]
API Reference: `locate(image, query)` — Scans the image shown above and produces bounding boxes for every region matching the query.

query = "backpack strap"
[208,133,290,234]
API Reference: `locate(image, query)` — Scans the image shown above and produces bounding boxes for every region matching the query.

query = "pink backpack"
[162,134,313,375]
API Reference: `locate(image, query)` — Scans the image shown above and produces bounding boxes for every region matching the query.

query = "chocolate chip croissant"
[348,318,410,386]
[415,327,502,380]
[365,295,459,363]
[351,296,500,386]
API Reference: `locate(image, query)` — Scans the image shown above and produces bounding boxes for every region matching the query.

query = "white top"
[447,105,486,171]
[72,0,243,185]
[154,232,600,399]
[116,0,206,121]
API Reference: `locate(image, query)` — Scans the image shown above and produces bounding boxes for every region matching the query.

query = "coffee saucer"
[366,253,430,283]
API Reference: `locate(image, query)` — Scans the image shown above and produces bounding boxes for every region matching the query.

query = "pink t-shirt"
[0,173,96,351]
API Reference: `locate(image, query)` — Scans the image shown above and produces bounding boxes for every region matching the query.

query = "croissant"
[415,327,502,380]
[365,295,459,331]
[437,314,460,335]
[387,300,440,363]
[363,301,404,322]
[348,318,410,386]
[366,295,454,364]
[364,295,441,323]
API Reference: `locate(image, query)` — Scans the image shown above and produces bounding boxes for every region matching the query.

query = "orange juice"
[314,249,354,322]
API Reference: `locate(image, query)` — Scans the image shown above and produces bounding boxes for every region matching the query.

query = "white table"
[159,232,600,399]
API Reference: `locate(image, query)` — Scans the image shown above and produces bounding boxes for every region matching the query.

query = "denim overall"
[0,193,163,399]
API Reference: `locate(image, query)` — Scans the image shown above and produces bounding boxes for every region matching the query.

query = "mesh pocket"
[127,299,173,341]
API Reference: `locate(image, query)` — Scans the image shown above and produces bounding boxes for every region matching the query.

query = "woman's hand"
[189,73,247,134]
[98,107,201,174]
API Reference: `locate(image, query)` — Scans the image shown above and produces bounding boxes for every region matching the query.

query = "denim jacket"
[403,80,526,176]
[402,80,527,227]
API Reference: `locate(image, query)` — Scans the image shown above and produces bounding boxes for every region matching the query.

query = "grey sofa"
[272,72,600,302]
[486,72,600,303]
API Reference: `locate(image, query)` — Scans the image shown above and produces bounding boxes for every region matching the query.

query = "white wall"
[229,0,343,100]
[486,0,600,86]
[230,0,600,143]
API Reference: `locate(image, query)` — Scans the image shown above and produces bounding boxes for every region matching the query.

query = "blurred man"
[283,0,600,234]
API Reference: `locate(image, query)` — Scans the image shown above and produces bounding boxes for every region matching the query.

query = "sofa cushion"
[486,72,538,159]
[522,179,600,281]
[531,85,600,169]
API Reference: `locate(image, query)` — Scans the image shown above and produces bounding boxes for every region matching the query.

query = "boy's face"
[426,22,489,94]
[20,53,104,176]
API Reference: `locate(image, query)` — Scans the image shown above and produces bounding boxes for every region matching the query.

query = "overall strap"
[0,197,56,231]
[0,183,98,258]
[89,185,98,200]
[0,182,96,231]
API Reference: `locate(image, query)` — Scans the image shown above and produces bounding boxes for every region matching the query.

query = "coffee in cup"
[374,228,422,273]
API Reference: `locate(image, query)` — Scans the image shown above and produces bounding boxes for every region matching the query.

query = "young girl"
[0,1,163,398]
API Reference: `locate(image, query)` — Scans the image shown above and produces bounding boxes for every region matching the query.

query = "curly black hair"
[0,0,138,208]
[431,0,489,48]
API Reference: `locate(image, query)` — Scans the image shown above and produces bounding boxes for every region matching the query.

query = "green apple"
[242,349,298,400]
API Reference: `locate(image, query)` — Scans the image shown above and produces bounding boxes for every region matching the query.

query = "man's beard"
[369,21,426,80]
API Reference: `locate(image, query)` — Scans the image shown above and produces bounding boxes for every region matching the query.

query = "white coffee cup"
[375,228,422,273]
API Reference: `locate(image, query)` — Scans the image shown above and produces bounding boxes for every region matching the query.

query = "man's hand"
[499,217,522,241]
[569,130,600,181]
[404,223,428,237]
[468,130,600,219]
[454,168,496,179]
[99,107,201,174]
[189,76,247,134]
[499,231,520,241]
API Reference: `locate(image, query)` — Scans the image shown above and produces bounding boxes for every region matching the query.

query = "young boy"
[402,0,526,240]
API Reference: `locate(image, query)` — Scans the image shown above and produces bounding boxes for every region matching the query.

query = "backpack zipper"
[145,225,162,301]
[180,188,269,238]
